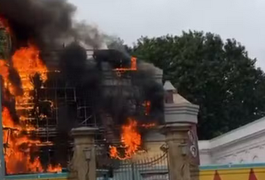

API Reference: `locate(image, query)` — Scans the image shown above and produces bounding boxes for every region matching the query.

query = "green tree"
[131,31,265,139]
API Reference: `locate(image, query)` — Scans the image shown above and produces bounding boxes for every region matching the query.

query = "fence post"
[68,127,98,180]
[131,162,135,180]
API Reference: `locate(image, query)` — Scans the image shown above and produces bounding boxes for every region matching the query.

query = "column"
[162,123,192,180]
[162,81,200,180]
[68,127,98,180]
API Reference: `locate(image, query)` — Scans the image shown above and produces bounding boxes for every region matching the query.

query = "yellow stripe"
[200,167,265,180]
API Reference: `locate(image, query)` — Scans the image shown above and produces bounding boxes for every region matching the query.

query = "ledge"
[71,127,99,137]
[164,103,199,124]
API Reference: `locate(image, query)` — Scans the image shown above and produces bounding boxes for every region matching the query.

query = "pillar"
[162,123,192,180]
[162,81,200,180]
[68,127,98,180]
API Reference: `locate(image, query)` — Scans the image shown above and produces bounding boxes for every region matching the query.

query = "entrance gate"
[96,146,169,180]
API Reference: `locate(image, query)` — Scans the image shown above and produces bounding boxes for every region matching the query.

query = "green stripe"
[5,173,67,180]
[200,163,265,170]
[5,169,108,179]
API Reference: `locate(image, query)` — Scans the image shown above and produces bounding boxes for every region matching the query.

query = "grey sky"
[68,0,265,69]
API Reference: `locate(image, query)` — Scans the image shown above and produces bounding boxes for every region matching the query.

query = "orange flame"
[0,17,61,174]
[0,60,9,81]
[47,164,62,173]
[110,119,141,160]
[114,57,137,71]
[109,119,156,160]
[12,45,48,91]
[2,107,43,174]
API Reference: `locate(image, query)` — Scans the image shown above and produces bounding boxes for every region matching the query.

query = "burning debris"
[0,0,164,175]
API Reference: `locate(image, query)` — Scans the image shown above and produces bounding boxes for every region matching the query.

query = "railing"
[96,142,169,180]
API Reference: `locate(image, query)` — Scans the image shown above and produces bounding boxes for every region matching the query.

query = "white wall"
[198,116,265,165]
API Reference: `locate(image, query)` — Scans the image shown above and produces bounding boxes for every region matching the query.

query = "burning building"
[0,0,164,176]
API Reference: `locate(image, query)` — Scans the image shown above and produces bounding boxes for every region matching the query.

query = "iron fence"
[96,143,169,180]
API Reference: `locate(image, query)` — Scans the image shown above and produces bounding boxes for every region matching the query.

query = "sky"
[68,0,265,69]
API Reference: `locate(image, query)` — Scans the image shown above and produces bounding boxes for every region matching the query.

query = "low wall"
[5,163,265,180]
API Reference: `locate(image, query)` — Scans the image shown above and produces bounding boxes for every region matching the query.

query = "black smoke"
[0,0,75,50]
[59,42,102,118]
[0,0,165,133]
[56,44,165,154]
[0,0,165,170]
[0,0,105,126]
[58,43,164,128]
[0,0,104,57]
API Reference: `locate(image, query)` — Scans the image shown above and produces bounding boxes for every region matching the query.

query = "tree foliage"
[131,31,265,139]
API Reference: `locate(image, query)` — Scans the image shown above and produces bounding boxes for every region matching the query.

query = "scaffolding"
[0,49,100,169]
[2,48,159,171]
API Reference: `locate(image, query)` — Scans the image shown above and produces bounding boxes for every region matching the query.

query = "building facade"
[3,80,265,180]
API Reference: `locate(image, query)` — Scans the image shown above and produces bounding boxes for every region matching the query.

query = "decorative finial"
[163,81,176,92]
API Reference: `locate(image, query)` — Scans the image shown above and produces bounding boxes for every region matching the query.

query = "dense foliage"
[130,31,265,139]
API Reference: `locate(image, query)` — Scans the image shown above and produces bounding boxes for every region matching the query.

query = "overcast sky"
[68,0,265,69]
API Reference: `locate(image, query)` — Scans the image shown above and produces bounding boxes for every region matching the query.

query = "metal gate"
[96,145,169,180]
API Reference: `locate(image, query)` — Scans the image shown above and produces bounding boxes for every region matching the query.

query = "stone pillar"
[162,81,200,180]
[163,124,191,180]
[68,127,98,180]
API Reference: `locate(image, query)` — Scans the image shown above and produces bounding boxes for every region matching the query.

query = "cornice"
[209,128,265,152]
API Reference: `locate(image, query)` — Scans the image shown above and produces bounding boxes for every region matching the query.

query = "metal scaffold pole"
[0,78,6,179]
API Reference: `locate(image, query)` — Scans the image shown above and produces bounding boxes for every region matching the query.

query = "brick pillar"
[68,127,98,180]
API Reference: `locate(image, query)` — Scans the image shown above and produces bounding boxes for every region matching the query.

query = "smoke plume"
[0,0,106,53]
[0,0,165,165]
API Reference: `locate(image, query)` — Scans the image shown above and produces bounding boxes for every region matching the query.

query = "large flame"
[110,119,141,160]
[2,107,43,174]
[12,45,48,90]
[0,17,61,174]
[110,118,156,160]
[12,45,48,106]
